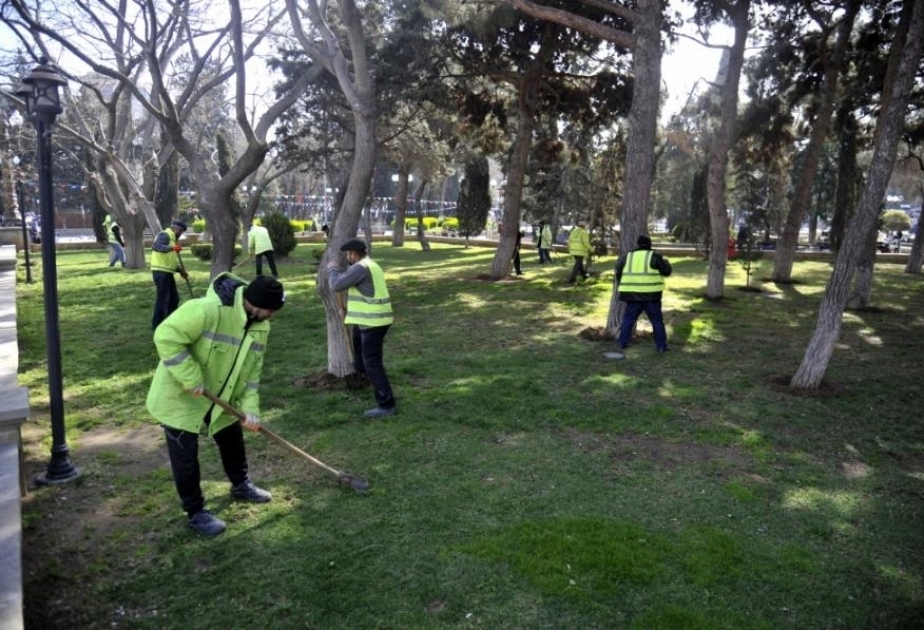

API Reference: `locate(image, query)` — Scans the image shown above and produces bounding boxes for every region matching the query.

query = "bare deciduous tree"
[4,0,317,275]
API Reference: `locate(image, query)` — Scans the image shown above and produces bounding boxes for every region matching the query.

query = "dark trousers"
[352,324,395,409]
[618,300,668,351]
[164,422,249,517]
[255,250,277,277]
[538,248,552,264]
[568,255,588,282]
[152,271,179,330]
[513,249,522,275]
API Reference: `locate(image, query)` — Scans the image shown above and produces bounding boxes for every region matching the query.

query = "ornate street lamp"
[11,156,33,284]
[16,58,79,484]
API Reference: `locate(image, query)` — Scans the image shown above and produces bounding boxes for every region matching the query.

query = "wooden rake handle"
[202,390,345,479]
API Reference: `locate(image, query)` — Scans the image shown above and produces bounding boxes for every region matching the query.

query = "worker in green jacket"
[147,273,285,537]
[567,221,591,283]
[247,222,278,277]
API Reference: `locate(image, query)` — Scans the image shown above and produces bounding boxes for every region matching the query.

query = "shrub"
[191,244,242,261]
[442,217,460,230]
[291,219,314,233]
[262,211,297,257]
[192,219,206,233]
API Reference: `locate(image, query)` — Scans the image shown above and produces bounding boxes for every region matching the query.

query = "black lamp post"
[15,58,79,484]
[11,156,33,284]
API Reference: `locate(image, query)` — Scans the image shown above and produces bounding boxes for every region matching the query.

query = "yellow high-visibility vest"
[345,258,393,327]
[620,250,664,293]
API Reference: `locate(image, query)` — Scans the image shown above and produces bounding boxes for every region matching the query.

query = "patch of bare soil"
[767,375,843,397]
[556,427,754,475]
[20,421,169,630]
[292,369,369,390]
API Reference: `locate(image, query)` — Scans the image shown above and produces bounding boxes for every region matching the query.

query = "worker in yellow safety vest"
[327,238,397,419]
[151,219,188,330]
[567,221,591,283]
[606,234,673,361]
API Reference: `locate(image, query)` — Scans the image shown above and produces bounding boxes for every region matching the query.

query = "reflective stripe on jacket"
[344,258,393,327]
[150,229,179,273]
[146,272,270,436]
[619,250,665,294]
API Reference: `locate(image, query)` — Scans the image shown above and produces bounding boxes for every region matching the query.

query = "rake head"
[338,473,370,493]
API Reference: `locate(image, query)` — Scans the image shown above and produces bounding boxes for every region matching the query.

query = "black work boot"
[188,510,226,537]
[231,479,272,503]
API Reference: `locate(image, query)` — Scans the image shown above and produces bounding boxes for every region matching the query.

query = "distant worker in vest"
[567,221,591,283]
[147,274,285,537]
[327,238,397,419]
[247,221,278,277]
[537,220,553,264]
[151,219,188,330]
[104,214,126,268]
[606,234,673,360]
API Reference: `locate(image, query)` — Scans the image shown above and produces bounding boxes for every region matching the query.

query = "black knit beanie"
[244,276,285,310]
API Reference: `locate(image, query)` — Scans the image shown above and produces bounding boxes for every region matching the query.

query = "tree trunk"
[606,0,662,335]
[705,0,749,300]
[791,0,923,389]
[847,224,878,309]
[490,41,546,279]
[414,179,431,252]
[321,93,377,377]
[123,212,148,269]
[773,2,859,283]
[391,168,409,247]
[830,107,858,253]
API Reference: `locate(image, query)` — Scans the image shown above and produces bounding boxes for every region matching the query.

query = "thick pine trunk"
[391,168,409,247]
[773,3,859,283]
[606,0,662,336]
[490,47,544,279]
[705,1,748,300]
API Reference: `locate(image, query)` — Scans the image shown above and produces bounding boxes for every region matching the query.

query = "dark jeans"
[152,271,179,330]
[538,248,552,264]
[255,251,277,277]
[164,421,249,517]
[618,300,668,351]
[568,255,588,282]
[352,324,395,409]
[513,249,522,275]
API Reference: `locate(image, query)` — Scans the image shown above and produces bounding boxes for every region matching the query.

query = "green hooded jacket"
[146,272,271,436]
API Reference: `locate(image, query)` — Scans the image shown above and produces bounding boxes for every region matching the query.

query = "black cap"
[244,276,285,311]
[637,234,652,247]
[340,238,367,253]
[171,219,187,230]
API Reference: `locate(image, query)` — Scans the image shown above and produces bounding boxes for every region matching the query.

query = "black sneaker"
[231,480,272,503]
[188,510,226,537]
[364,406,397,419]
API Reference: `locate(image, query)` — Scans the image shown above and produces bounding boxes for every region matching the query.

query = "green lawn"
[17,242,924,629]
